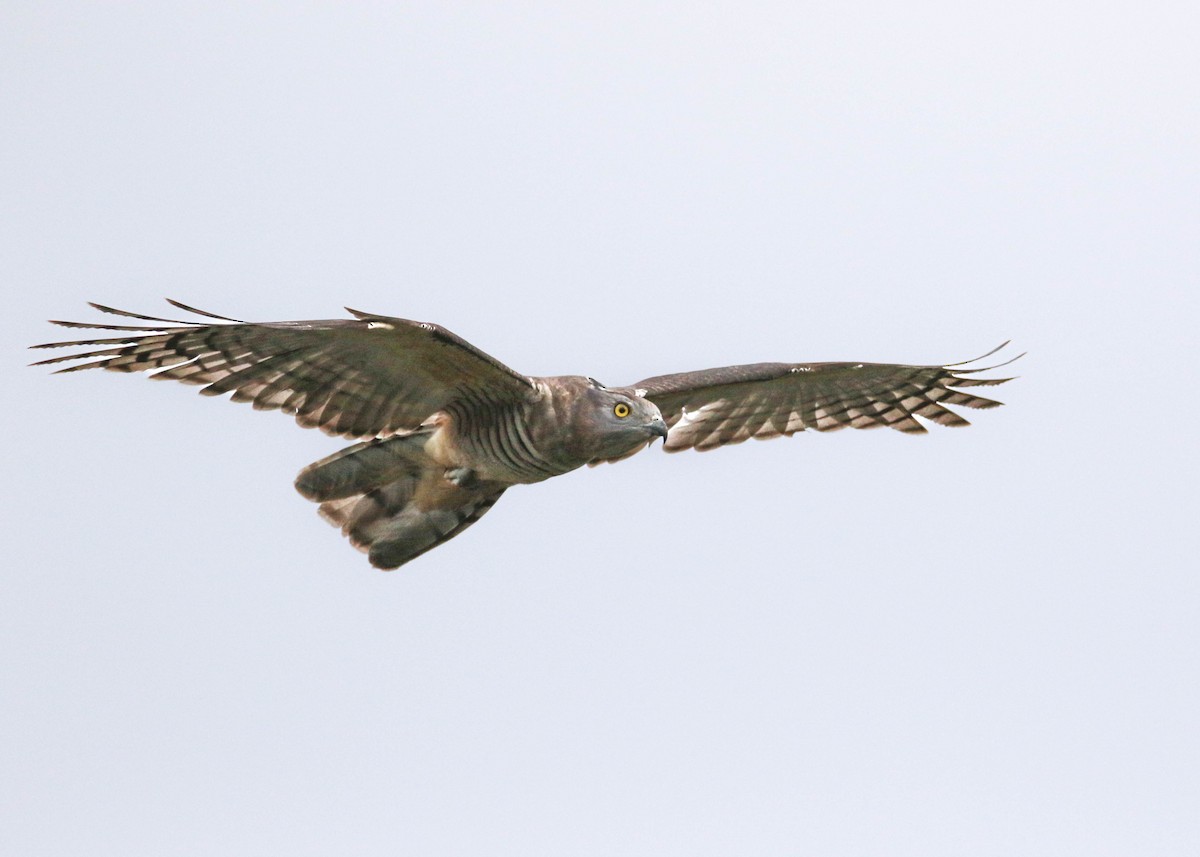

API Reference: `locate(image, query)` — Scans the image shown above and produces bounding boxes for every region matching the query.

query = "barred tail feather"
[295,437,506,569]
[295,432,431,502]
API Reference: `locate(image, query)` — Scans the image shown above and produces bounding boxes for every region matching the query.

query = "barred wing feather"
[634,344,1020,452]
[30,301,535,439]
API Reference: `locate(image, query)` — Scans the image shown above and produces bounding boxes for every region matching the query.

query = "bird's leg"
[444,466,478,488]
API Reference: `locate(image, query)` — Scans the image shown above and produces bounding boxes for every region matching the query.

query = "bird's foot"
[445,467,478,488]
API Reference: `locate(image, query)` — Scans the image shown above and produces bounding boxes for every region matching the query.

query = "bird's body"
[288,374,666,567]
[428,375,666,483]
[33,301,1019,569]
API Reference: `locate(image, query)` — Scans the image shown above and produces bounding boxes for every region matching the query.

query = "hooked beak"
[646,418,669,444]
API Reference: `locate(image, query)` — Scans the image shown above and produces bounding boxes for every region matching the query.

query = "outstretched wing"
[31,300,536,438]
[632,344,1020,452]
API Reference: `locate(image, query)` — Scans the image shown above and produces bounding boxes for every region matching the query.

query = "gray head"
[550,376,668,466]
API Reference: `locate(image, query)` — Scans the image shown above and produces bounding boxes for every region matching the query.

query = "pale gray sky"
[3,3,1197,855]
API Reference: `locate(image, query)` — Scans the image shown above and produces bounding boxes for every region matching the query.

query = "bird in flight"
[32,301,1020,569]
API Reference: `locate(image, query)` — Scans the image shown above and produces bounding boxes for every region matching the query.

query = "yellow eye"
[613,402,631,418]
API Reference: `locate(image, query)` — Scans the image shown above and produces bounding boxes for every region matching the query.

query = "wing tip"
[945,342,1025,374]
[945,340,1010,367]
[164,298,244,323]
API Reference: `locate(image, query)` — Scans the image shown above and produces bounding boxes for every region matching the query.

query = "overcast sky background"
[2,3,1197,855]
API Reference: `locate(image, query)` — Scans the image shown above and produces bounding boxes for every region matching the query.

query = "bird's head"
[564,377,668,465]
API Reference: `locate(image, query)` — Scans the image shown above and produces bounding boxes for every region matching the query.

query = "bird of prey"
[32,301,1020,569]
